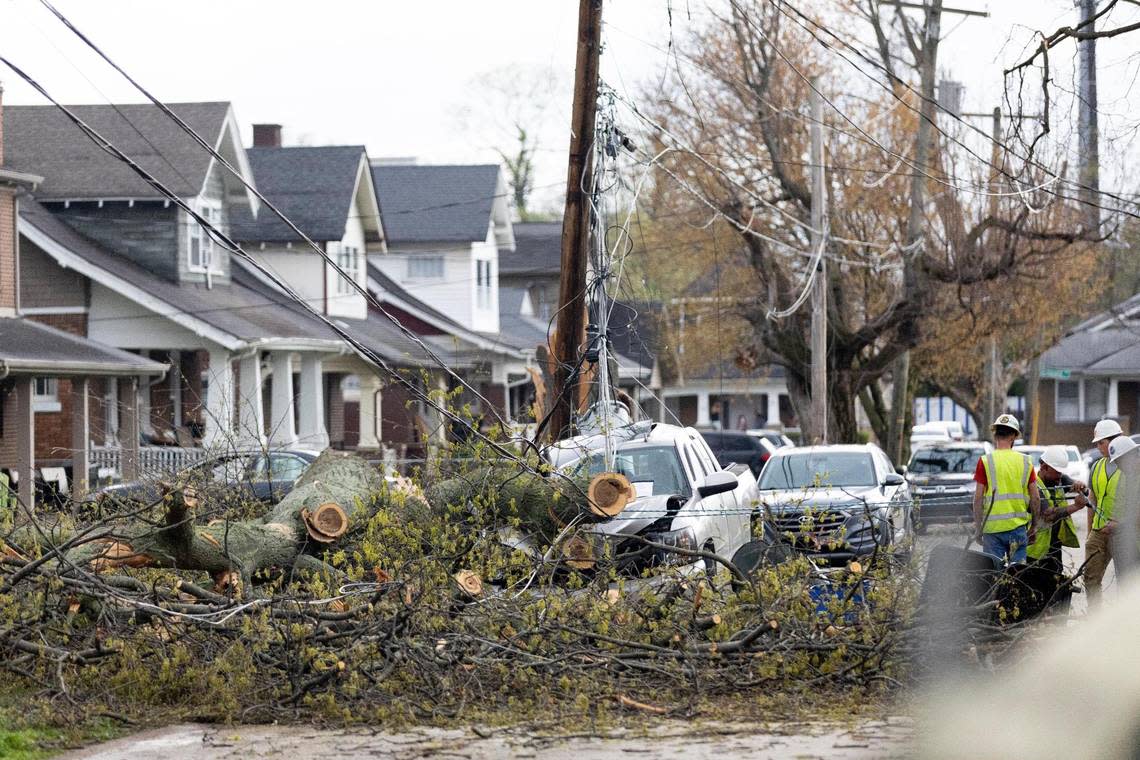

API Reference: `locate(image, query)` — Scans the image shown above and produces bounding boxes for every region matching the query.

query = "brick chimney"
[252,123,282,148]
[1,81,15,315]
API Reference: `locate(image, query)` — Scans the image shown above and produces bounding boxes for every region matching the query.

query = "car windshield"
[1067,449,1079,463]
[1018,448,1045,466]
[759,451,876,489]
[569,444,690,497]
[908,447,984,474]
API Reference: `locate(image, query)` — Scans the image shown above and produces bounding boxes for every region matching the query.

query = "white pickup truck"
[548,422,758,576]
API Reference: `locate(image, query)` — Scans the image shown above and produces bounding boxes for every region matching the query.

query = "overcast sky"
[1,1,1137,204]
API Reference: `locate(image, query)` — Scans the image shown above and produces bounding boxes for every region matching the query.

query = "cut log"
[587,472,633,518]
[453,570,483,599]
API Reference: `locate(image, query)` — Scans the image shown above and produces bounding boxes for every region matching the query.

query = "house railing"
[91,446,208,480]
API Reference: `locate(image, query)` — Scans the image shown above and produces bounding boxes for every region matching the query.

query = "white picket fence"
[91,446,208,479]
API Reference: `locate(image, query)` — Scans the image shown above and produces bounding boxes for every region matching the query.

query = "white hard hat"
[1092,418,1124,443]
[1109,435,1138,463]
[1039,445,1069,472]
[991,414,1021,435]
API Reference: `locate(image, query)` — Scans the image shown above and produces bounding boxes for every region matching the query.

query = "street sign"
[1040,368,1071,380]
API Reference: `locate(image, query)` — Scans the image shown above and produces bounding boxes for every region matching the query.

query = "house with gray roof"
[500,221,561,321]
[1033,294,1140,445]
[4,102,442,466]
[0,96,165,507]
[370,162,514,334]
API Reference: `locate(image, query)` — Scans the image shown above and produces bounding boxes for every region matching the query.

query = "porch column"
[696,391,711,428]
[268,351,297,447]
[1108,378,1120,419]
[13,377,35,511]
[766,391,781,428]
[203,348,234,449]
[237,352,266,446]
[168,350,182,429]
[70,377,91,500]
[118,377,140,480]
[297,355,329,450]
[357,374,383,450]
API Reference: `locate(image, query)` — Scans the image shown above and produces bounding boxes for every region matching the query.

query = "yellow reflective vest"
[980,449,1033,534]
[1028,479,1080,561]
[1090,457,1120,531]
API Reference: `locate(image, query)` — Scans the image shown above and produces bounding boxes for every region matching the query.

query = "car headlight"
[644,526,699,565]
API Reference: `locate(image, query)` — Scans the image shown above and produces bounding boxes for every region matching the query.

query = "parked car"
[910,422,954,451]
[91,449,318,512]
[755,444,913,563]
[699,429,772,477]
[747,428,795,449]
[550,423,757,577]
[1015,444,1090,484]
[907,442,992,530]
[915,420,966,441]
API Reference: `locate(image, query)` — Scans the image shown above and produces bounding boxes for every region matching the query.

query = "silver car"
[756,444,913,563]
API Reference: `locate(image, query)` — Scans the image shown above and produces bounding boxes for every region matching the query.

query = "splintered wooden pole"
[548,0,603,442]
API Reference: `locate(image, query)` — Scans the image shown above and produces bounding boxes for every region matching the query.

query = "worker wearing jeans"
[972,414,1039,564]
[1086,419,1124,605]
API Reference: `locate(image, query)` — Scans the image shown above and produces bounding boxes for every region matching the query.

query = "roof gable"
[371,163,501,244]
[232,145,376,243]
[3,102,236,201]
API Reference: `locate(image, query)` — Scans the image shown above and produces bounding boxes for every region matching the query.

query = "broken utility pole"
[809,80,828,444]
[548,0,604,442]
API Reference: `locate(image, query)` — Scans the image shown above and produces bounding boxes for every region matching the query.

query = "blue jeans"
[982,525,1028,564]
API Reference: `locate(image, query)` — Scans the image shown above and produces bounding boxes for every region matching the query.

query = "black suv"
[699,430,771,477]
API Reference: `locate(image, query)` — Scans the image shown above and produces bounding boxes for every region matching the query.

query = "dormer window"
[188,201,222,273]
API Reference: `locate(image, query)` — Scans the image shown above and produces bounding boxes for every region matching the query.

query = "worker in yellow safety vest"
[1086,419,1125,605]
[972,414,1040,564]
[1029,445,1084,576]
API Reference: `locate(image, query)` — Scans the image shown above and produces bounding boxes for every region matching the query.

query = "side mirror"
[698,470,738,498]
[883,473,905,487]
[896,465,908,476]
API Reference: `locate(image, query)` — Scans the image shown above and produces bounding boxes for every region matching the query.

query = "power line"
[0,55,589,496]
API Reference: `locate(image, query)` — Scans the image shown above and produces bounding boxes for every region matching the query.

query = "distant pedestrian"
[1085,419,1124,604]
[972,414,1040,564]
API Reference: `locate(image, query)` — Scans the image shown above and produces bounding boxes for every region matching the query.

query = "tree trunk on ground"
[68,450,396,589]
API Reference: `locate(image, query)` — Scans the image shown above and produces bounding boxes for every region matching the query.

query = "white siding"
[247,246,327,315]
[370,243,479,330]
[326,197,368,320]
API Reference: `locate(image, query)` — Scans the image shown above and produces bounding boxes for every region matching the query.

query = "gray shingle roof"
[371,164,500,244]
[3,103,231,200]
[1042,328,1140,375]
[0,318,166,375]
[367,263,460,331]
[500,221,561,276]
[231,146,366,243]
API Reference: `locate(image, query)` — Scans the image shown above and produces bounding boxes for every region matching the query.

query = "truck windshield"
[759,452,876,489]
[908,447,984,475]
[569,445,691,498]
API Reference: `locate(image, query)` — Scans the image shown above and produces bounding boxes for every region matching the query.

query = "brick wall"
[26,312,87,337]
[0,190,15,312]
[326,373,345,448]
[1034,378,1132,445]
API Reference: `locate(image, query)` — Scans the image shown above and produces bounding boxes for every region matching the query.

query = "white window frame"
[187,201,223,274]
[335,244,359,296]
[1055,378,1111,423]
[33,377,61,413]
[476,259,492,309]
[406,256,444,279]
